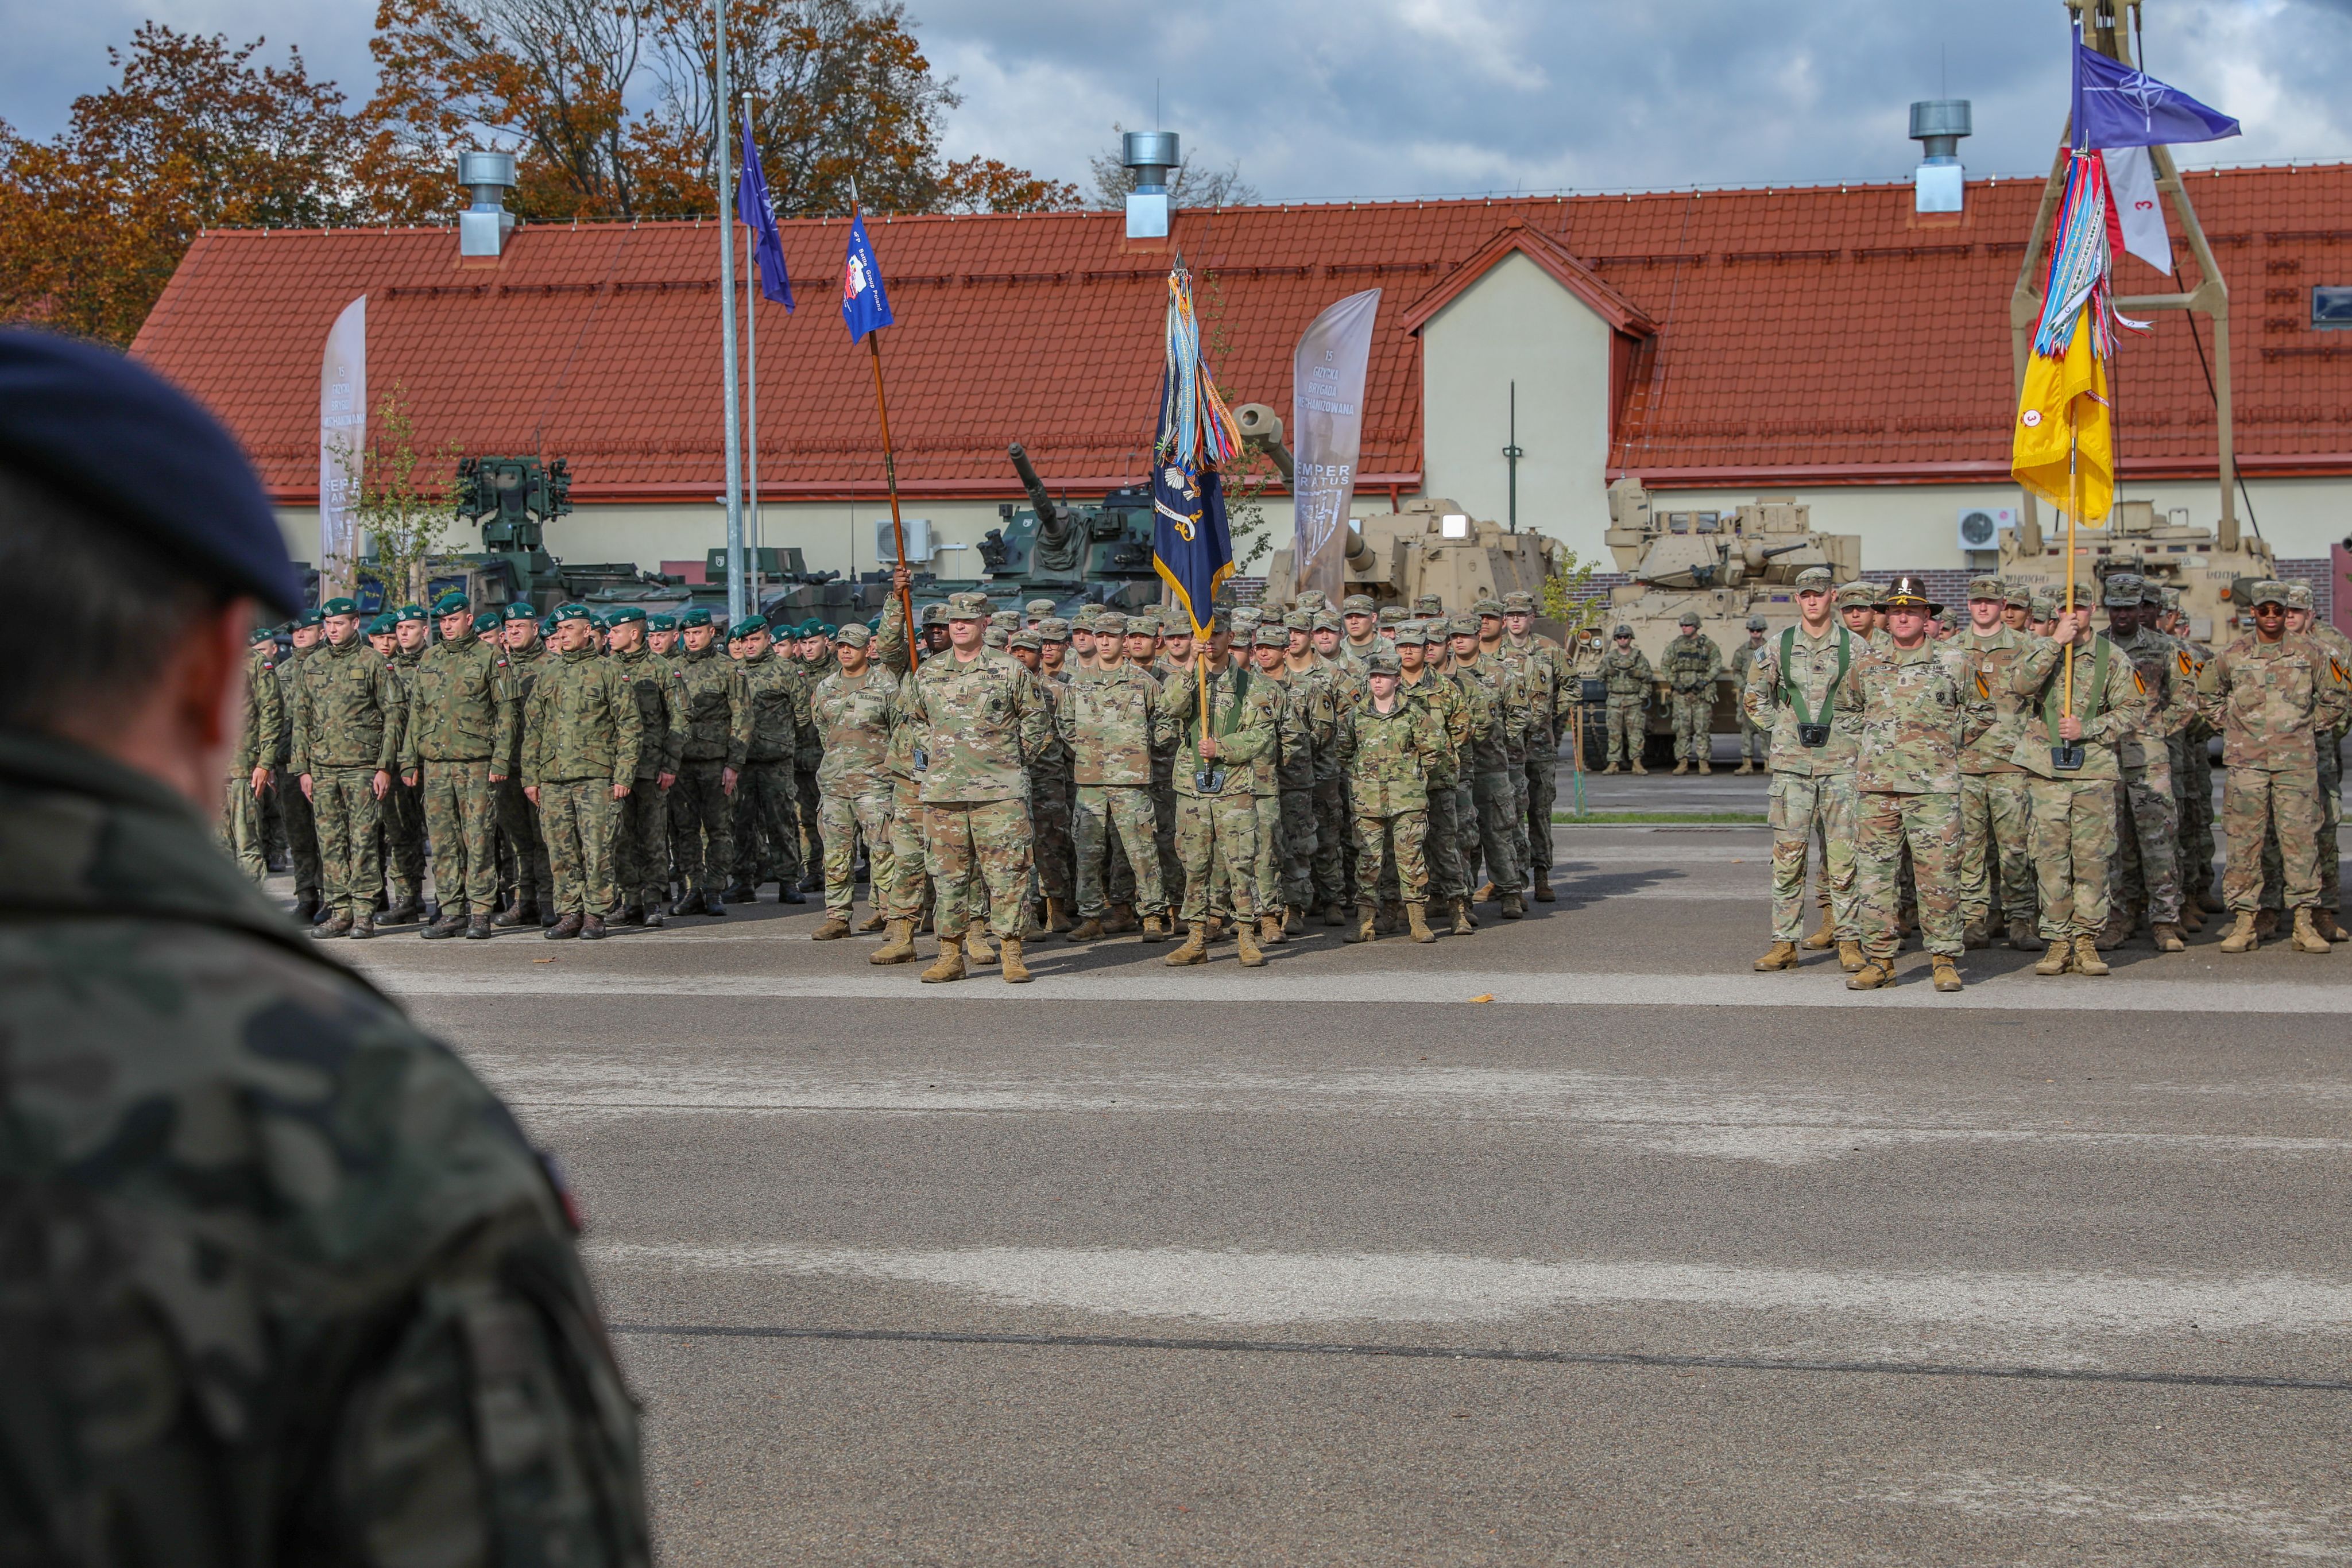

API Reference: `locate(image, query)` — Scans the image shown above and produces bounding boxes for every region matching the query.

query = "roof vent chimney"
[1121,130,1178,239]
[457,150,519,257]
[1908,99,1971,214]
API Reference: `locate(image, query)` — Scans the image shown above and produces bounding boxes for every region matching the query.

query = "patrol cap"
[1448,614,1480,637]
[607,605,646,626]
[1008,628,1043,651]
[2028,592,2057,620]
[947,591,993,621]
[1023,598,1055,617]
[647,612,676,632]
[1967,575,2006,602]
[834,621,872,648]
[1070,606,1101,629]
[919,602,949,626]
[1793,566,1833,593]
[679,607,714,628]
[1612,623,1634,638]
[982,625,1008,646]
[1341,594,1377,615]
[1678,612,1700,629]
[1242,625,1279,649]
[1365,650,1402,676]
[1414,593,1445,615]
[2250,579,2289,608]
[2285,582,2315,611]
[2159,587,2182,611]
[2140,580,2166,607]
[471,609,505,634]
[988,609,1020,630]
[1746,615,1767,631]
[555,602,595,624]
[0,328,304,615]
[321,596,359,617]
[432,589,470,615]
[1038,617,1071,642]
[1391,622,1429,647]
[1474,598,1505,618]
[1094,611,1129,636]
[1502,591,1537,613]
[1834,583,1877,611]
[2005,583,2034,609]
[2101,575,2143,609]
[1310,610,1342,632]
[1282,610,1314,632]
[1375,605,1406,626]
[1295,590,1329,612]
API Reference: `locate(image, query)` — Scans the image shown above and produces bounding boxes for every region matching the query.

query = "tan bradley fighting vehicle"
[1997,500,2274,645]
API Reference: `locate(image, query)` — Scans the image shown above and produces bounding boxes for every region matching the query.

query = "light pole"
[715,0,745,624]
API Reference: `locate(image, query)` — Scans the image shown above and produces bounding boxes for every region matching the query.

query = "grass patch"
[1552,810,1768,825]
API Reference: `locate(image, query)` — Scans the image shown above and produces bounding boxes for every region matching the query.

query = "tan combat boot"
[1347,903,1377,944]
[812,913,852,940]
[1630,759,1648,776]
[999,936,1032,983]
[869,919,919,963]
[1163,922,1208,965]
[2179,902,2204,933]
[1043,897,1073,934]
[919,938,966,984]
[1672,759,1689,776]
[1836,939,1865,974]
[1406,903,1437,943]
[2218,911,2260,954]
[1697,758,1712,776]
[1802,917,1837,951]
[2006,918,2044,953]
[1473,881,1496,905]
[1734,761,1754,776]
[1499,892,1526,920]
[967,930,1000,966]
[1140,913,1170,943]
[1532,869,1554,903]
[1260,912,1287,946]
[1931,955,1963,993]
[1104,903,1140,934]
[2292,908,2334,954]
[1066,915,1105,942]
[856,909,888,934]
[2071,935,2110,976]
[1753,940,1800,972]
[2152,923,2187,953]
[1845,959,1892,991]
[1451,897,1476,936]
[1601,761,1621,775]
[1236,921,1267,968]
[2033,941,2072,975]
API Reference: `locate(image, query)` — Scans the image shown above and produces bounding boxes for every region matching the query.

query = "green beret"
[471,610,505,634]
[647,613,676,632]
[504,601,539,622]
[365,613,394,636]
[607,605,647,626]
[728,615,769,640]
[320,597,358,617]
[296,609,324,628]
[432,589,469,615]
[819,622,838,637]
[679,607,714,628]
[554,602,592,624]
[394,602,427,624]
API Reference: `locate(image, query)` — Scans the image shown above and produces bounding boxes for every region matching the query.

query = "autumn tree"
[0,26,359,343]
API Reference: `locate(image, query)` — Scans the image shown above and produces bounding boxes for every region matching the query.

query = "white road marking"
[1865,1470,2352,1561]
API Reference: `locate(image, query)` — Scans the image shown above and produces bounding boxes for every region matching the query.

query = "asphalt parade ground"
[326,761,2352,1566]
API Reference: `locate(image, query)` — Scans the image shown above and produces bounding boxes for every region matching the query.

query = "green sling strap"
[1778,625,1851,727]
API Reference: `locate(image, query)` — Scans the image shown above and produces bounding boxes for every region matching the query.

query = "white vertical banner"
[1291,288,1380,605]
[319,295,368,598]
[2101,145,2172,276]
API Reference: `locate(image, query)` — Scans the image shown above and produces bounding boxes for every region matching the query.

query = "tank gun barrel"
[1233,403,1295,483]
[1008,442,1081,552]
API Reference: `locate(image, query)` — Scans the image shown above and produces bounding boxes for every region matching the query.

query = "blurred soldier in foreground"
[0,330,647,1566]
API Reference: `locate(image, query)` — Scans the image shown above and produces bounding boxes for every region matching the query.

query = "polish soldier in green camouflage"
[666,606,749,916]
[605,605,676,927]
[1953,575,2041,952]
[292,596,403,939]
[1726,615,1769,775]
[521,603,644,939]
[730,615,811,904]
[490,602,554,926]
[1746,566,1866,973]
[1663,611,1723,774]
[1339,648,1446,944]
[378,602,430,923]
[2010,594,2148,975]
[1843,577,1977,993]
[1065,610,1171,941]
[904,591,1053,982]
[2100,574,2189,951]
[809,620,899,940]
[274,610,326,917]
[1598,625,1652,773]
[2198,579,2349,954]
[1156,623,1276,968]
[223,621,283,880]
[0,334,648,1565]
[403,594,503,939]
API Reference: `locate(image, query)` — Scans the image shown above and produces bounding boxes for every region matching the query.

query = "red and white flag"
[2101,145,2172,276]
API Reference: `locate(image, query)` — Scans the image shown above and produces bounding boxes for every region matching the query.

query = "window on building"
[2314,287,2352,330]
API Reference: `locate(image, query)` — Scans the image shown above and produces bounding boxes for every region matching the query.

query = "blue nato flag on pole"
[840,210,893,342]
[736,113,792,308]
[2071,33,2241,150]
[1150,375,1235,638]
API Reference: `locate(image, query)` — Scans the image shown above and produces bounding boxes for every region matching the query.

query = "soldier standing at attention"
[2199,580,2347,954]
[1597,624,1652,775]
[729,616,811,904]
[1953,575,2041,952]
[1843,578,1976,993]
[1065,610,1172,943]
[403,594,502,939]
[277,609,326,919]
[1396,622,1476,934]
[0,331,648,1562]
[1156,614,1275,968]
[1663,611,1723,775]
[872,593,946,958]
[809,621,899,940]
[1258,621,1334,936]
[223,621,282,880]
[605,605,677,927]
[1340,649,1445,944]
[667,606,749,916]
[2010,595,2148,975]
[2284,582,2350,940]
[1305,608,1355,921]
[2157,586,2222,930]
[1339,593,1383,669]
[903,591,1051,984]
[2100,575,2190,952]
[522,603,643,939]
[1727,615,1769,775]
[1747,567,1864,974]
[291,595,402,940]
[1026,618,1079,933]
[490,601,554,927]
[1448,614,1527,917]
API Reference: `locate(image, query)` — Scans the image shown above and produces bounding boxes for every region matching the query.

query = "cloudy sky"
[7,0,2349,198]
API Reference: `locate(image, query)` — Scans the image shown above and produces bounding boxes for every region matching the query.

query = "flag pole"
[715,0,745,627]
[2064,424,2079,715]
[742,91,764,612]
[858,226,917,668]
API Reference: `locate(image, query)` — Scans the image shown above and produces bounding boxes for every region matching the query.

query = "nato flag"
[737,115,793,309]
[2072,38,2239,150]
[841,211,894,342]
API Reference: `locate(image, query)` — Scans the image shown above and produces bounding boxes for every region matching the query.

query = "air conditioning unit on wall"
[875,517,935,564]
[1958,505,2016,553]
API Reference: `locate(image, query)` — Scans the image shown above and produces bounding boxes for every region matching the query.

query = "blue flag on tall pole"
[841,210,893,342]
[1150,269,1240,637]
[736,113,792,308]
[2071,33,2241,149]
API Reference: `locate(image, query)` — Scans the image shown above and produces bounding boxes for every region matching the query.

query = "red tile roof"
[130,165,2352,505]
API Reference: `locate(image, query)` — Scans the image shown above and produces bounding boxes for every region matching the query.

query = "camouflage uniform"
[795,644,833,885]
[1662,626,1723,765]
[2171,630,2220,908]
[274,641,323,906]
[2011,634,2148,940]
[611,638,677,913]
[1725,632,1769,766]
[1027,655,1077,910]
[291,636,402,920]
[666,641,750,899]
[1743,619,1863,942]
[0,727,649,1565]
[492,639,554,915]
[380,645,428,911]
[811,655,900,920]
[1066,655,1169,920]
[1339,688,1445,905]
[222,640,281,880]
[1264,661,1336,912]
[1156,663,1275,926]
[1223,653,1301,919]
[2197,624,2349,913]
[522,643,644,918]
[1400,651,1472,909]
[2107,617,2187,931]
[1846,636,1976,963]
[1954,620,2038,938]
[1499,602,1568,877]
[1309,636,1357,911]
[2291,593,2351,918]
[1450,644,1526,896]
[736,644,811,893]
[403,621,503,916]
[1599,640,1653,766]
[875,600,938,924]
[904,630,1051,943]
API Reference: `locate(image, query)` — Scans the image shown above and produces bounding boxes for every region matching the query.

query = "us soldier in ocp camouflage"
[0,329,649,1567]
[1747,566,1865,974]
[1953,575,2041,953]
[1597,624,1651,773]
[1726,615,1769,775]
[1662,611,1723,775]
[809,620,899,940]
[1156,616,1276,969]
[1497,590,1567,899]
[2099,574,2189,952]
[2281,581,2350,940]
[1064,610,1171,942]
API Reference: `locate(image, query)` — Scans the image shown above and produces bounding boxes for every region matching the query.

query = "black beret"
[0,330,302,615]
